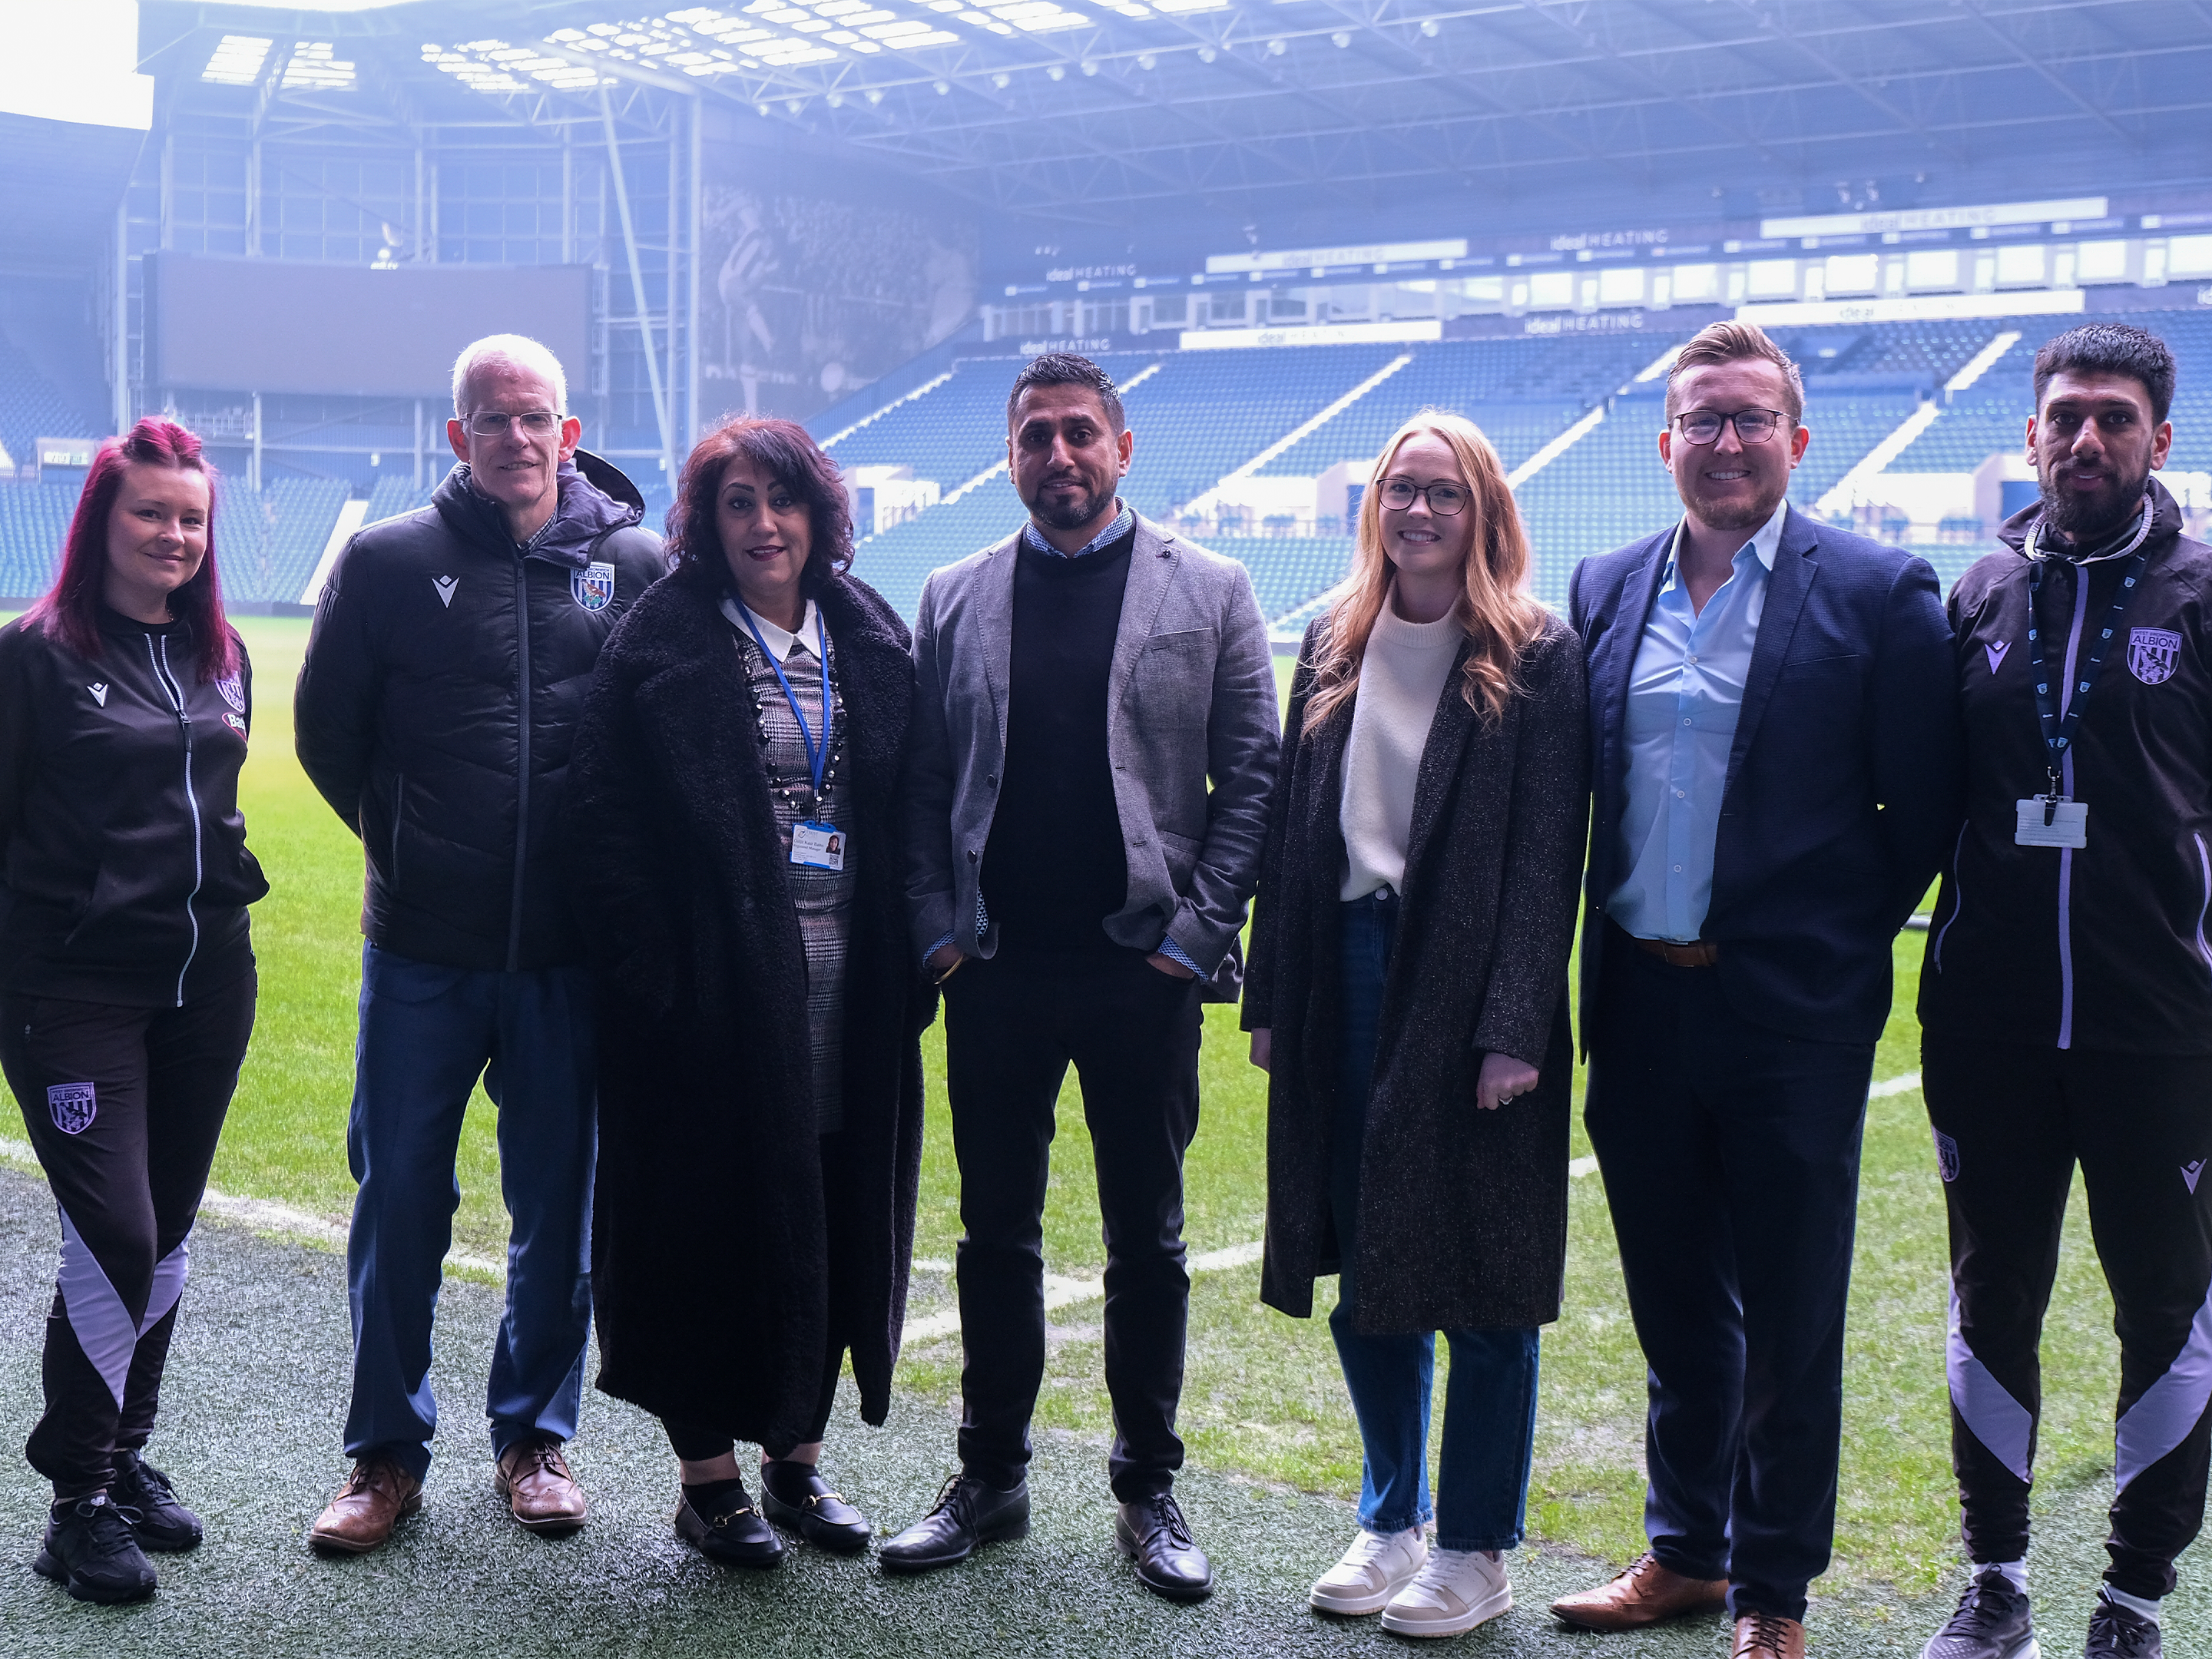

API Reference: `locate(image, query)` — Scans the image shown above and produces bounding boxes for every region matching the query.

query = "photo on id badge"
[793,822,844,870]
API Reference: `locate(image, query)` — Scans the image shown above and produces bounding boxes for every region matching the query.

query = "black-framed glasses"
[465,409,561,438]
[1674,408,1791,445]
[1377,478,1469,516]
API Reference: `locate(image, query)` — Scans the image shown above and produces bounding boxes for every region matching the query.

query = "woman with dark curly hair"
[564,416,932,1570]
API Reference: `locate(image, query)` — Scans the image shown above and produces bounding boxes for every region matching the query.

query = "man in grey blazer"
[883,354,1278,1601]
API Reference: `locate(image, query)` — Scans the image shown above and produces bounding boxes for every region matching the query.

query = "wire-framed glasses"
[1377,478,1469,515]
[1674,408,1790,445]
[465,410,562,438]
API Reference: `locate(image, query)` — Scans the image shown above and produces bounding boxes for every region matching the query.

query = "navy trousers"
[1583,933,1874,1622]
[342,944,596,1479]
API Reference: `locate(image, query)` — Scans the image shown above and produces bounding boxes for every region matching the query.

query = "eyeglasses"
[1377,478,1469,516]
[1674,408,1791,445]
[464,410,562,438]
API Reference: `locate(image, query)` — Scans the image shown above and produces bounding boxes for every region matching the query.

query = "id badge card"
[791,821,846,870]
[2015,798,2088,849]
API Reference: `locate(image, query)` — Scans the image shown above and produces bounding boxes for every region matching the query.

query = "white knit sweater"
[1338,600,1466,901]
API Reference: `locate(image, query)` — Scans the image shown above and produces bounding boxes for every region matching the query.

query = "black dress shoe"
[110,1451,204,1552]
[879,1472,1029,1573]
[760,1460,871,1555]
[673,1482,784,1568]
[1115,1492,1215,1602]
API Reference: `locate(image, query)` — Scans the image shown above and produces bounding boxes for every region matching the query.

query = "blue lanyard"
[737,601,833,799]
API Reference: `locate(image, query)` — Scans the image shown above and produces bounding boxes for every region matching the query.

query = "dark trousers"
[943,945,1203,1502]
[1330,892,1541,1551]
[1922,1033,2212,1601]
[1583,934,1874,1621]
[663,1343,846,1464]
[0,973,257,1498]
[343,945,596,1481]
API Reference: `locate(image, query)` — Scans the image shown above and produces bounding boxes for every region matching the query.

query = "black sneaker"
[1919,1568,2038,1659]
[31,1493,158,1604]
[110,1452,204,1552]
[2085,1593,2161,1659]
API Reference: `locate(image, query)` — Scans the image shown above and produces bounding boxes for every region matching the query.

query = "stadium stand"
[0,481,78,599]
[1258,333,1667,477]
[0,339,92,475]
[224,478,349,604]
[1512,388,1683,606]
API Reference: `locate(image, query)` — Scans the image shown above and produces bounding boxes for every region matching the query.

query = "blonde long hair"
[1303,411,1545,734]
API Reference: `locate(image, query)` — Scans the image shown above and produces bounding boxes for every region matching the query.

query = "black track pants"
[1921,1034,2212,1601]
[0,973,256,1498]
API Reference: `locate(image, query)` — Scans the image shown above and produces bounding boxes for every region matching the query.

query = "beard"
[1681,475,1789,535]
[1025,478,1115,531]
[2038,456,2151,541]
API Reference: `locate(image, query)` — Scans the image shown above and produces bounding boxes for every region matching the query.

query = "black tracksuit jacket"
[1920,478,2212,1053]
[294,452,665,972]
[0,608,267,1008]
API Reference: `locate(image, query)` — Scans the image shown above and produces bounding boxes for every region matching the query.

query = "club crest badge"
[2128,627,2181,686]
[48,1083,96,1136]
[571,561,615,613]
[215,674,246,713]
[1933,1129,1961,1184]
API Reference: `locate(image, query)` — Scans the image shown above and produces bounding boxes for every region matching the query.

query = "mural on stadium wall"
[698,170,976,422]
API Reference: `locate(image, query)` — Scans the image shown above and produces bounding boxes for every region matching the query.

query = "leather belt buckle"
[1632,935,1720,969]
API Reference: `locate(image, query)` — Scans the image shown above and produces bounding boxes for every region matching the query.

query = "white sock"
[1978,1560,2028,1593]
[2102,1586,2161,1625]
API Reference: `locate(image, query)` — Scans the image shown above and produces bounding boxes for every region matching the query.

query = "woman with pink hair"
[0,419,267,1604]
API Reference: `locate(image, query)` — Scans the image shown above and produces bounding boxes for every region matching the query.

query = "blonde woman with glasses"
[1241,412,1588,1637]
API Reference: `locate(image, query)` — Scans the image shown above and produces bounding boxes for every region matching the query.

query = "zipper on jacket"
[2194,834,2212,975]
[507,561,531,972]
[2053,571,2091,1050]
[1930,822,1968,972]
[389,773,404,887]
[147,635,204,1008]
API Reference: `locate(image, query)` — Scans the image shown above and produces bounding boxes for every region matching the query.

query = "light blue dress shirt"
[1607,502,1789,944]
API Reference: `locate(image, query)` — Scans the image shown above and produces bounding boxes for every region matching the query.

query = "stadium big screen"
[145,253,591,398]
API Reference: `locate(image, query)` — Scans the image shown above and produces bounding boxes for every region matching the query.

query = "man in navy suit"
[1549,321,1962,1659]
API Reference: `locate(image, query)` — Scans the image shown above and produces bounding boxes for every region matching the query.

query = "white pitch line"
[0,1134,507,1279]
[901,1238,1267,1345]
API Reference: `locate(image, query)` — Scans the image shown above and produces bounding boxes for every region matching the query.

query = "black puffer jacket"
[295,452,665,971]
[0,608,267,1008]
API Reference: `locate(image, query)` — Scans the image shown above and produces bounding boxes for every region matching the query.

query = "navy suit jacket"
[1568,505,1963,1047]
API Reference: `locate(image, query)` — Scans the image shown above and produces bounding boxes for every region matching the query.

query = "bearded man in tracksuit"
[294,335,664,1554]
[1918,323,2209,1659]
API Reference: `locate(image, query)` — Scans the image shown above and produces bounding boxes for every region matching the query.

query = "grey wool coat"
[1241,611,1590,1334]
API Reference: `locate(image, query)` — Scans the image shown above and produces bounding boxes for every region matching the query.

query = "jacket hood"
[432,449,646,570]
[1997,473,2183,560]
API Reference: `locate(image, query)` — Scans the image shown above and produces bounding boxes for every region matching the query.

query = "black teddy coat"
[1242,612,1589,1334]
[565,562,933,1449]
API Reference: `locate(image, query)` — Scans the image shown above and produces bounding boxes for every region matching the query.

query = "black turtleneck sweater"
[981,526,1138,952]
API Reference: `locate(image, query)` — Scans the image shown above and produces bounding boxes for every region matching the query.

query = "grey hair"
[451,334,568,417]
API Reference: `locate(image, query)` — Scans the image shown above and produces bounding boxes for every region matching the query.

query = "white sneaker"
[1309,1525,1429,1615]
[1379,1546,1513,1637]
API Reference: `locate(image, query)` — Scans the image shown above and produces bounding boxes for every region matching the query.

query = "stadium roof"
[143,0,2212,227]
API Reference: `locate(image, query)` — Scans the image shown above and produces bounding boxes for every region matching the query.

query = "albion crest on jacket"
[2128,626,2181,686]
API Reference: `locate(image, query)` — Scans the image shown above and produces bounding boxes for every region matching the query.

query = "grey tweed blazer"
[902,512,1279,975]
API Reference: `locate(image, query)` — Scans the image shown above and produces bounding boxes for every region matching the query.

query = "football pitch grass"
[0,615,2203,1654]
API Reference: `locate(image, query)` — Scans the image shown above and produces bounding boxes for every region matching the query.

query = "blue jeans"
[1329,891,1540,1552]
[343,945,596,1479]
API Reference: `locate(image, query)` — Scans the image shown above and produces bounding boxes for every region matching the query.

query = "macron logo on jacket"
[432,575,459,608]
[87,683,108,707]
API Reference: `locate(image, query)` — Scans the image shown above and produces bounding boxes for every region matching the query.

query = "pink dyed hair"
[26,417,238,682]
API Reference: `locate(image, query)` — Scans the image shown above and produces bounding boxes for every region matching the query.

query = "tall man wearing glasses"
[296,335,664,1554]
[1553,321,1961,1659]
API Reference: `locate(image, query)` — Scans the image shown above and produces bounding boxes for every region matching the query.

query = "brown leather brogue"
[1549,1552,1730,1631]
[308,1459,422,1555]
[495,1438,587,1535]
[1732,1610,1807,1658]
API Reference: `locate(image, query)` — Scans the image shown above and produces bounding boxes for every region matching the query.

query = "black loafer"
[1115,1492,1214,1602]
[673,1483,783,1568]
[32,1493,158,1604]
[111,1451,204,1552]
[760,1461,871,1555]
[879,1472,1029,1573]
